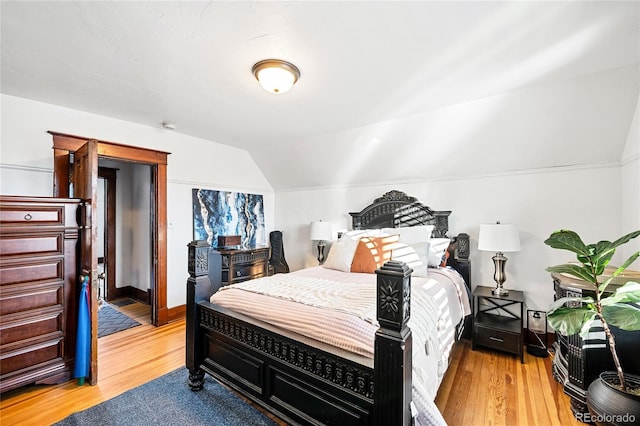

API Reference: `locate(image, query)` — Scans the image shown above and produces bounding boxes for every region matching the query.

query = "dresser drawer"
[214,247,270,286]
[0,282,63,316]
[474,324,521,354]
[0,307,63,345]
[226,249,269,265]
[0,233,64,258]
[232,262,266,281]
[0,258,64,286]
[0,206,64,226]
[0,336,64,376]
[0,198,80,230]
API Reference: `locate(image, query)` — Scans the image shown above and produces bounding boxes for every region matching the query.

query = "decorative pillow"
[322,236,360,272]
[381,225,435,245]
[350,235,400,273]
[428,238,451,268]
[390,242,429,277]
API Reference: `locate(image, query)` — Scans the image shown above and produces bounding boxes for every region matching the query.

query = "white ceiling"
[2,1,639,191]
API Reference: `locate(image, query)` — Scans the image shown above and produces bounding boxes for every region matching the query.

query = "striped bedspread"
[210,265,470,426]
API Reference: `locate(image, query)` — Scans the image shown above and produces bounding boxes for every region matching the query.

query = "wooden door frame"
[50,131,170,326]
[98,167,117,302]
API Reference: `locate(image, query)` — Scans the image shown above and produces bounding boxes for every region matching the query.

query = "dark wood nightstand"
[472,286,524,363]
[211,246,269,286]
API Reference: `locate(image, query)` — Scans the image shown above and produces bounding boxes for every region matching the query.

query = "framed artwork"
[192,188,266,248]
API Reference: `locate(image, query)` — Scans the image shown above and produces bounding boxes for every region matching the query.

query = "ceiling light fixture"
[252,59,300,95]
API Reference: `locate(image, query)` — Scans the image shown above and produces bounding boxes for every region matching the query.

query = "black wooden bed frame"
[186,190,471,425]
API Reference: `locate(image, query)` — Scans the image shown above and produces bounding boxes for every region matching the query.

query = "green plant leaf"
[548,306,594,336]
[601,282,640,305]
[599,252,640,293]
[590,241,615,275]
[579,313,599,338]
[602,303,640,331]
[544,230,590,257]
[611,230,640,248]
[546,264,597,284]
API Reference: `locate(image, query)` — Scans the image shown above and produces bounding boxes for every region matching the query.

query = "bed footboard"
[185,240,414,425]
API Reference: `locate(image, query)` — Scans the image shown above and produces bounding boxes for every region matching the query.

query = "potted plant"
[545,229,640,425]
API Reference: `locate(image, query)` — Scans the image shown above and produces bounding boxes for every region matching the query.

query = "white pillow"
[322,236,360,272]
[410,241,430,274]
[428,238,451,267]
[342,229,383,239]
[381,225,435,245]
[390,242,429,277]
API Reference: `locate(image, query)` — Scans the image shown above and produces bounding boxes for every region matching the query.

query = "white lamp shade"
[310,221,333,241]
[478,223,521,252]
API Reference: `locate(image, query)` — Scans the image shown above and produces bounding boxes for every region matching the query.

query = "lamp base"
[491,252,509,296]
[316,241,326,264]
[491,286,509,296]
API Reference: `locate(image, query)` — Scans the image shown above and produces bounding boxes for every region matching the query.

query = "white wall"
[111,162,152,292]
[0,94,275,308]
[275,164,625,312]
[621,95,640,262]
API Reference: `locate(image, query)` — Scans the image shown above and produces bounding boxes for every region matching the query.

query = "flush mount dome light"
[252,59,300,94]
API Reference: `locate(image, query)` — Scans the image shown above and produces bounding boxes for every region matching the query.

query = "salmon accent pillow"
[350,234,400,273]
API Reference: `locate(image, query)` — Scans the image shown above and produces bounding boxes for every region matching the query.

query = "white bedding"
[210,266,470,426]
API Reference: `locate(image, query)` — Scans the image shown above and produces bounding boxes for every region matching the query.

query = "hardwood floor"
[436,340,581,426]
[1,301,581,426]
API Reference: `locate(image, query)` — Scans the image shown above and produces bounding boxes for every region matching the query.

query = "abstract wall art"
[192,188,266,248]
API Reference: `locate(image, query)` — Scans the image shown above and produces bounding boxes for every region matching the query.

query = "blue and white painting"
[192,188,266,248]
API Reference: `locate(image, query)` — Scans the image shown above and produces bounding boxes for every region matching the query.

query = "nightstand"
[472,286,524,363]
[211,246,269,286]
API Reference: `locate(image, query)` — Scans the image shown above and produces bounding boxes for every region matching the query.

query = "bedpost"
[186,240,212,391]
[374,260,413,426]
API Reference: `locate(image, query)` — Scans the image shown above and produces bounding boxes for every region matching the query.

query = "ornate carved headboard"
[349,190,470,262]
[350,189,451,235]
[350,190,472,338]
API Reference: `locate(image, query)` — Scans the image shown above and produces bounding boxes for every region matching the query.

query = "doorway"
[50,131,169,384]
[97,162,153,313]
[98,167,117,304]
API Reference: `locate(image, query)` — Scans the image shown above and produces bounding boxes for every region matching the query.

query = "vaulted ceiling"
[2,1,638,191]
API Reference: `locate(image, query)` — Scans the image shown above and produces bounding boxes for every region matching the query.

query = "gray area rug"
[54,368,277,425]
[110,298,136,307]
[98,304,141,338]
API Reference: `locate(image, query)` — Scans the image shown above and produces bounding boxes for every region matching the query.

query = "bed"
[186,190,471,425]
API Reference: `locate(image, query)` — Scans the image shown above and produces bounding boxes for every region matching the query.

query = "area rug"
[98,304,141,338]
[110,298,136,307]
[54,368,277,425]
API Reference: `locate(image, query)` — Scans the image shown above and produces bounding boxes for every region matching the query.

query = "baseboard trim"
[113,286,150,304]
[167,304,186,322]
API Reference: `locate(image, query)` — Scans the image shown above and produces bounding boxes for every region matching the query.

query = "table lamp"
[310,221,333,264]
[478,221,521,296]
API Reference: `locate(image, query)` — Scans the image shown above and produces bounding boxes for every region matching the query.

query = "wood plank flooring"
[435,340,581,426]
[1,301,581,425]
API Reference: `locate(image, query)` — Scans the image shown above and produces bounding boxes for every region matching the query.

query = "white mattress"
[210,265,470,426]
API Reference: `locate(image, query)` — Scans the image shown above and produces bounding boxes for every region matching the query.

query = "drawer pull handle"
[24,213,32,221]
[236,271,242,277]
[489,336,504,343]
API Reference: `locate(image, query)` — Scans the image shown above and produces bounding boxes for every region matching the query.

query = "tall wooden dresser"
[0,196,81,393]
